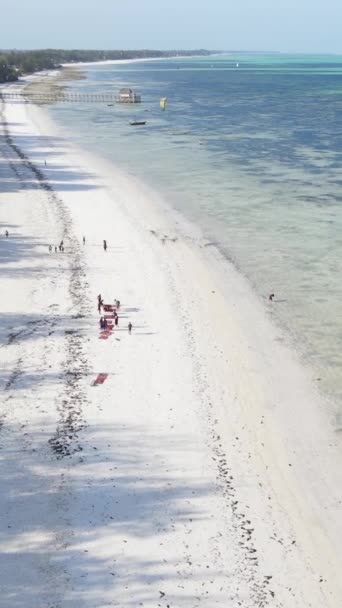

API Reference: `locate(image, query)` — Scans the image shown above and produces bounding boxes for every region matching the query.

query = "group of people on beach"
[45,236,111,254]
[97,294,132,334]
[48,240,64,253]
[99,309,119,328]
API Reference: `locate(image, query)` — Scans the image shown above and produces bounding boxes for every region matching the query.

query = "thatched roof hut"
[117,87,141,103]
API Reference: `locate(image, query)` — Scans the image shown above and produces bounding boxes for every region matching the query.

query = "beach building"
[116,87,141,103]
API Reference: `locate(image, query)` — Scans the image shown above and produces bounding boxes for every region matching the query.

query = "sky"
[1,0,342,53]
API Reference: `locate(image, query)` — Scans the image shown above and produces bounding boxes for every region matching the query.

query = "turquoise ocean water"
[49,54,342,416]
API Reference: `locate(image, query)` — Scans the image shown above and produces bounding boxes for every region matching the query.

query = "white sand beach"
[1,82,342,607]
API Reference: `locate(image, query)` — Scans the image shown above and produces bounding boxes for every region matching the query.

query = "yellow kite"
[160,97,167,110]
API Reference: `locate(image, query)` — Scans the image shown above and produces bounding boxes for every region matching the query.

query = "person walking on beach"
[115,315,119,327]
[103,240,107,252]
[5,230,9,238]
[83,236,85,245]
[128,322,133,334]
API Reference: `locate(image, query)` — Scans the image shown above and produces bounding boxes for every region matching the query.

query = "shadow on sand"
[0,130,99,193]
[0,420,222,606]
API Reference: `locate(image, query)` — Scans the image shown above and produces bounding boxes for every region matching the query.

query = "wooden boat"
[129,120,146,126]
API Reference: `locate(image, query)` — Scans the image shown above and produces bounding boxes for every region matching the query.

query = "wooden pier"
[0,92,121,104]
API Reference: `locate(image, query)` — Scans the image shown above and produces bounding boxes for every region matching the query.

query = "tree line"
[0,49,213,83]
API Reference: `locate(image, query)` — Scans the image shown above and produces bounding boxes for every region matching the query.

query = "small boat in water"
[129,120,146,126]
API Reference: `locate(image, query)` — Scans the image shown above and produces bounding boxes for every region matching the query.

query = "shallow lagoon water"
[49,54,342,413]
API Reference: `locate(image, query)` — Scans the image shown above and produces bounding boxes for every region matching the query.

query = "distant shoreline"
[61,53,225,68]
[0,49,219,84]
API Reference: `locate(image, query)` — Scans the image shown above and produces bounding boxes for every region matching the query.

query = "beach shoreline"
[61,54,222,67]
[1,81,342,606]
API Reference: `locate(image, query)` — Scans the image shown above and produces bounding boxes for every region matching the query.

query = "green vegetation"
[0,49,213,83]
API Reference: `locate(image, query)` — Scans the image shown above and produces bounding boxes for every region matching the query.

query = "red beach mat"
[92,373,108,386]
[99,331,110,339]
[103,304,114,312]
